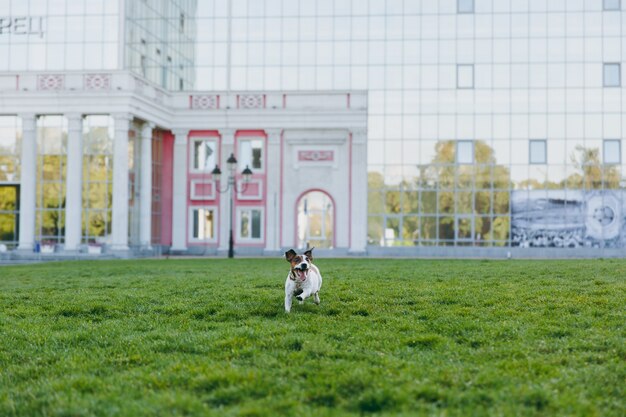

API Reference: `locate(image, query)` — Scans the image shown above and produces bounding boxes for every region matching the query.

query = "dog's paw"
[294,288,304,296]
[296,295,304,302]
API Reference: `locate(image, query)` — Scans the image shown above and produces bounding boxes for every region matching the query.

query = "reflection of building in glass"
[1,0,625,257]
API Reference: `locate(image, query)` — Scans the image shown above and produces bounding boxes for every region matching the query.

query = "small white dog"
[284,248,322,313]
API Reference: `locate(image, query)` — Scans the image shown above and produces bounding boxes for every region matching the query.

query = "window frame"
[189,137,218,173]
[238,137,265,173]
[603,63,621,87]
[188,206,218,243]
[456,140,474,164]
[236,206,264,242]
[603,0,621,10]
[457,0,474,13]
[603,139,621,164]
[457,64,474,89]
[529,140,547,165]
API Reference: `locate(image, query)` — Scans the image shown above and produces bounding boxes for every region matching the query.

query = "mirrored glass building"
[0,0,625,258]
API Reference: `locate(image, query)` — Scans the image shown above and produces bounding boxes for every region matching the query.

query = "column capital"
[113,113,133,132]
[19,114,37,131]
[66,113,83,131]
[141,122,155,140]
[172,128,190,137]
[265,128,282,140]
[172,129,190,145]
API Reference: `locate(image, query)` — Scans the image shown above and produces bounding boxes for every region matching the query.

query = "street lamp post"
[212,153,252,258]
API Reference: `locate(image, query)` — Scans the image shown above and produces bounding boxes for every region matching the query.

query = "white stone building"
[0,1,368,257]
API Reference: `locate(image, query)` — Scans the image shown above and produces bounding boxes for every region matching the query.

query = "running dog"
[284,248,322,313]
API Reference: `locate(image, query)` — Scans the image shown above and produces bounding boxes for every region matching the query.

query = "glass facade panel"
[0,116,22,182]
[82,115,113,245]
[530,140,547,164]
[603,63,621,87]
[3,0,626,251]
[603,0,621,11]
[604,140,621,164]
[36,115,67,245]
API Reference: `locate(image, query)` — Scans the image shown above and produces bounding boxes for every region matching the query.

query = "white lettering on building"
[0,17,45,37]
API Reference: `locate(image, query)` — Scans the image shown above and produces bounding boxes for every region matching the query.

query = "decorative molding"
[37,74,64,90]
[298,150,334,162]
[190,180,216,200]
[238,94,265,109]
[292,146,339,170]
[191,94,219,110]
[155,89,165,104]
[134,77,147,93]
[237,179,263,200]
[84,74,111,90]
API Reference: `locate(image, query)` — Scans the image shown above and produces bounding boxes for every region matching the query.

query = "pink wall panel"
[160,131,174,246]
[234,130,268,247]
[187,130,221,247]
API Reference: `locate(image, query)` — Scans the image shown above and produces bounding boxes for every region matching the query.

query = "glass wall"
[0,116,21,248]
[82,115,113,245]
[125,0,197,90]
[186,0,626,249]
[36,115,67,245]
[0,0,119,71]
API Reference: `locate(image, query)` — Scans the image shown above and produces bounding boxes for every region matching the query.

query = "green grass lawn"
[0,259,624,417]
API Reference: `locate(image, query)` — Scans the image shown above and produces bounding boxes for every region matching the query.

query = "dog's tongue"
[298,270,306,281]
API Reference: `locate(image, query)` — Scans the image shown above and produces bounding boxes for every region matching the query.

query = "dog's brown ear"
[285,249,297,262]
[304,247,315,262]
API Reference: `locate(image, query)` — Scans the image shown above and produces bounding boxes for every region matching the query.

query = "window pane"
[240,210,250,238]
[457,141,474,164]
[530,140,547,164]
[239,139,263,171]
[603,63,621,87]
[193,208,214,239]
[240,141,252,168]
[252,210,261,238]
[458,0,474,13]
[604,140,621,164]
[194,139,215,170]
[603,0,621,10]
[457,64,474,88]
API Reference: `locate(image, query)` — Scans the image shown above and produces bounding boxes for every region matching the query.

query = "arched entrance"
[296,190,334,249]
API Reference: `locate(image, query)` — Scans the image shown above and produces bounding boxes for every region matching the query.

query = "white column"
[111,113,132,251]
[350,128,368,253]
[265,129,282,252]
[63,114,83,251]
[218,128,235,252]
[139,123,154,249]
[17,114,37,251]
[171,129,189,251]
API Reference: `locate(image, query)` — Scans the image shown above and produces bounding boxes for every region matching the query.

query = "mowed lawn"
[0,259,624,417]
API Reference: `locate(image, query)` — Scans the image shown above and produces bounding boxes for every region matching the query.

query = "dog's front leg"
[285,292,293,313]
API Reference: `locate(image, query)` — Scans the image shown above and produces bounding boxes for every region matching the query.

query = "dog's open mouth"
[294,268,307,281]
